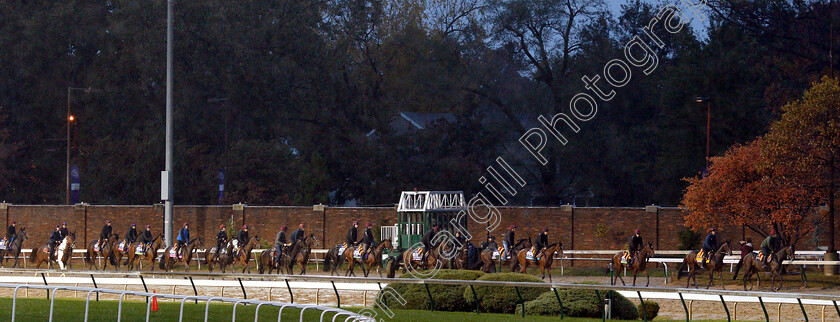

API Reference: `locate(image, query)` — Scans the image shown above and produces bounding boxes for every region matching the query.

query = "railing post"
[41,273,48,300]
[140,275,149,304]
[285,279,293,303]
[424,283,434,312]
[719,295,731,322]
[49,287,64,322]
[637,291,647,322]
[834,301,839,320]
[330,281,341,308]
[552,288,563,319]
[85,290,95,322]
[12,285,25,322]
[117,292,127,322]
[759,297,769,322]
[514,286,524,317]
[189,276,198,304]
[797,298,809,322]
[595,290,604,322]
[90,274,99,301]
[470,285,481,314]
[678,293,688,322]
[238,278,246,301]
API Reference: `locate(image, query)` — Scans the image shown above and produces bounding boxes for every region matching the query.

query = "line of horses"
[0,229,802,291]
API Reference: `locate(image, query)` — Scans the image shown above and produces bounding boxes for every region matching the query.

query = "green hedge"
[638,300,659,320]
[463,273,548,313]
[517,289,638,320]
[381,270,485,311]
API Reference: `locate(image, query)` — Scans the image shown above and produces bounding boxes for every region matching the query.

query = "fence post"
[759,297,769,322]
[238,278,246,300]
[331,281,340,308]
[797,298,809,322]
[285,279,293,303]
[140,275,149,303]
[424,283,434,312]
[595,290,604,322]
[834,301,839,319]
[552,288,563,319]
[470,285,481,314]
[678,293,688,322]
[637,291,647,322]
[719,295,731,322]
[514,286,524,318]
[90,274,99,301]
[189,277,198,304]
[48,287,65,322]
[41,273,48,300]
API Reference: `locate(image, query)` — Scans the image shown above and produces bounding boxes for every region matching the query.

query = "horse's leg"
[720,269,726,290]
[632,270,638,286]
[645,270,650,287]
[707,270,714,289]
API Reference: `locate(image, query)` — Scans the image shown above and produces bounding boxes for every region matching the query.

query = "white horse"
[55,236,74,270]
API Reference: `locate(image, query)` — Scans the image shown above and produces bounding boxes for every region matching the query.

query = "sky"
[607,0,708,38]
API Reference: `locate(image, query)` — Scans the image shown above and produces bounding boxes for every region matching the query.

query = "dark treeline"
[0,0,835,206]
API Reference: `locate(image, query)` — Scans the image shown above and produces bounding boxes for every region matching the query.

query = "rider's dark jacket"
[50,230,62,244]
[362,227,375,245]
[6,225,15,239]
[126,227,138,243]
[504,229,515,245]
[628,234,643,252]
[534,232,548,250]
[421,229,436,248]
[100,224,112,240]
[237,230,249,245]
[345,226,358,245]
[702,233,717,251]
[290,228,304,242]
[139,230,153,244]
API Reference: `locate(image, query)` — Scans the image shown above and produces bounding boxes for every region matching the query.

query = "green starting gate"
[395,191,467,250]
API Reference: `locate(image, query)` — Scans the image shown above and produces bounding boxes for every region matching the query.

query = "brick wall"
[3,203,837,252]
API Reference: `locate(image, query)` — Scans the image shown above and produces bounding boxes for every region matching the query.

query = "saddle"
[695,250,708,263]
[135,243,145,255]
[757,252,771,263]
[353,245,364,259]
[620,251,631,264]
[118,241,126,252]
[42,246,50,253]
[412,248,424,261]
[338,243,347,255]
[0,238,8,250]
[525,249,536,261]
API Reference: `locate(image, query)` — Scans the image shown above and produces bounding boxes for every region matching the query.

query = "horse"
[610,242,655,286]
[232,236,261,273]
[733,245,796,291]
[323,243,349,276]
[517,242,564,281]
[30,233,76,269]
[207,239,235,273]
[112,237,136,271]
[258,243,290,275]
[160,238,203,272]
[345,240,394,277]
[677,241,733,289]
[504,238,532,272]
[127,234,164,271]
[85,234,120,270]
[287,234,318,275]
[478,244,500,273]
[0,228,27,268]
[400,242,444,273]
[452,240,483,271]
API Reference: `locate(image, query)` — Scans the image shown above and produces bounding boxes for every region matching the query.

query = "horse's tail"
[323,251,333,272]
[28,248,37,263]
[84,250,92,266]
[158,253,166,269]
[676,258,687,280]
[109,253,118,266]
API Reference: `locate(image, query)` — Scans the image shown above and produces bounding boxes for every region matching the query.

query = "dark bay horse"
[160,238,203,272]
[30,233,76,269]
[85,234,120,270]
[0,228,27,268]
[677,241,733,289]
[288,234,318,275]
[733,245,795,291]
[610,243,655,286]
[517,242,564,281]
[127,234,164,271]
[323,243,349,276]
[504,238,532,272]
[345,240,393,277]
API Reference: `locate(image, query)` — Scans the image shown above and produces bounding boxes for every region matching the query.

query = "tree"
[764,76,840,252]
[681,138,821,246]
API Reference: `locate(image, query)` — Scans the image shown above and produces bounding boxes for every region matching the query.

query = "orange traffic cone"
[151,290,159,312]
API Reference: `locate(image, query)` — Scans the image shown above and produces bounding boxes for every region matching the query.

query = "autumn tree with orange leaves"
[681,138,820,246]
[682,77,840,248]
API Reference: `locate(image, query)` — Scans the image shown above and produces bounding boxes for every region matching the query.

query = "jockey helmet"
[366,222,372,227]
[219,224,225,230]
[634,229,641,234]
[299,223,305,228]
[281,225,288,231]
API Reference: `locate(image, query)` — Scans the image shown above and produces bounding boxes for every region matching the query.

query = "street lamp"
[66,87,102,204]
[694,96,711,173]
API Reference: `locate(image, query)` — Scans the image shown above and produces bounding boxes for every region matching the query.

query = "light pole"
[695,96,711,173]
[66,87,102,204]
[164,0,174,247]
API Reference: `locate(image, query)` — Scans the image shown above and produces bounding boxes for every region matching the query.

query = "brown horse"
[345,240,393,277]
[30,233,76,269]
[733,245,795,291]
[323,243,349,276]
[232,236,261,273]
[452,241,482,270]
[112,238,136,271]
[288,234,318,275]
[85,234,120,270]
[160,238,203,272]
[517,242,564,281]
[504,238,532,272]
[127,234,164,271]
[677,241,733,289]
[258,243,289,275]
[400,243,444,273]
[610,242,655,286]
[0,228,27,268]
[207,240,234,273]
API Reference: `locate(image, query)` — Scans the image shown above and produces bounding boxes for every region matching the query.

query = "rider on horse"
[125,223,138,244]
[481,235,498,253]
[421,225,439,262]
[59,222,69,240]
[346,221,359,248]
[627,229,643,265]
[503,225,516,260]
[760,229,782,269]
[532,228,549,264]
[700,227,717,269]
[98,220,113,251]
[361,222,376,260]
[216,225,228,255]
[137,225,153,253]
[290,223,305,243]
[49,225,62,257]
[274,225,288,262]
[236,225,250,255]
[5,221,16,247]
[176,222,190,258]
